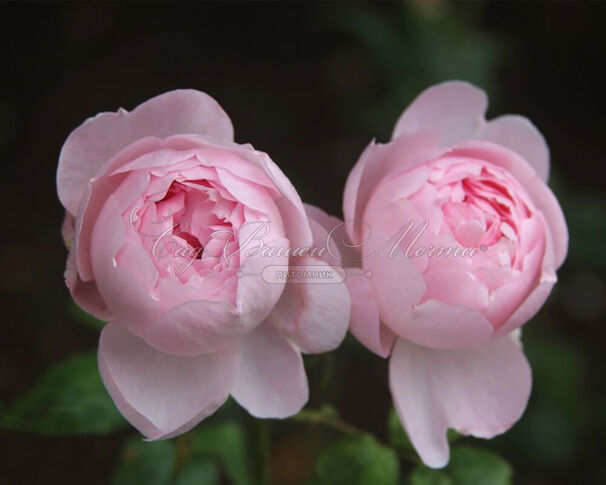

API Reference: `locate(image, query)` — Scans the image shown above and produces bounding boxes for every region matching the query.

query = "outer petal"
[389,335,531,468]
[58,90,234,214]
[350,134,441,245]
[90,195,161,339]
[269,256,350,354]
[62,213,112,320]
[496,225,557,336]
[343,142,373,244]
[392,81,488,145]
[392,300,494,350]
[257,151,314,249]
[64,249,112,321]
[361,230,427,334]
[345,270,395,358]
[231,320,308,418]
[144,300,243,357]
[99,322,238,440]
[477,114,550,181]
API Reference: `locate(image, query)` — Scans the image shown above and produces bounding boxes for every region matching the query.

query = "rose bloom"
[57,90,349,439]
[340,82,568,467]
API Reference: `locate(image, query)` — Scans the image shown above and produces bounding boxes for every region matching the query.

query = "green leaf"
[411,446,512,485]
[192,421,252,485]
[1,352,127,435]
[113,438,176,485]
[307,433,399,485]
[410,468,455,485]
[387,407,414,453]
[174,458,219,485]
[67,300,105,331]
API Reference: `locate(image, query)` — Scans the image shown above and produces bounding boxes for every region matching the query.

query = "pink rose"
[57,90,349,439]
[341,82,568,467]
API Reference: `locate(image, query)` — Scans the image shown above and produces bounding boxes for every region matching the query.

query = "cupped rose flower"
[57,90,349,439]
[340,82,568,467]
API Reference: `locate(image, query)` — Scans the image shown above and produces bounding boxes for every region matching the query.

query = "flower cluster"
[57,82,567,467]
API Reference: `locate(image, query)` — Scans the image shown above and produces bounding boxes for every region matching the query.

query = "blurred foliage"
[484,323,594,471]
[1,352,127,434]
[113,438,177,485]
[307,433,399,485]
[190,421,252,485]
[410,447,512,485]
[314,1,504,139]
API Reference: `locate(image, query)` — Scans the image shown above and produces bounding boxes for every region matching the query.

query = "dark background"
[1,1,605,484]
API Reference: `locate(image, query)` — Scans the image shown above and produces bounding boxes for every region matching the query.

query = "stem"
[292,409,362,435]
[174,430,196,475]
[251,418,271,485]
[292,408,421,465]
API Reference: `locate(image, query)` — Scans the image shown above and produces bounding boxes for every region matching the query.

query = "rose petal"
[144,299,243,357]
[231,320,308,418]
[392,81,488,145]
[389,335,531,468]
[269,256,350,354]
[345,269,395,358]
[58,90,233,214]
[392,300,493,350]
[477,114,550,181]
[448,140,568,269]
[349,133,441,245]
[99,322,238,440]
[90,195,161,339]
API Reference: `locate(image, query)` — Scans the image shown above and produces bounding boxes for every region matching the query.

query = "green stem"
[292,409,362,435]
[251,418,271,485]
[174,430,196,475]
[292,408,421,465]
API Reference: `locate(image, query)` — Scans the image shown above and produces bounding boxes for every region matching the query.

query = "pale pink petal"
[235,234,290,329]
[391,300,493,350]
[251,151,313,249]
[389,335,531,468]
[144,299,243,357]
[62,213,112,320]
[58,90,233,214]
[477,115,550,181]
[345,270,395,358]
[90,195,161,339]
[392,81,488,145]
[496,227,557,336]
[231,320,308,418]
[350,133,441,245]
[99,322,238,440]
[65,249,112,321]
[422,268,490,310]
[269,256,350,354]
[304,203,360,264]
[343,142,373,243]
[361,231,427,335]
